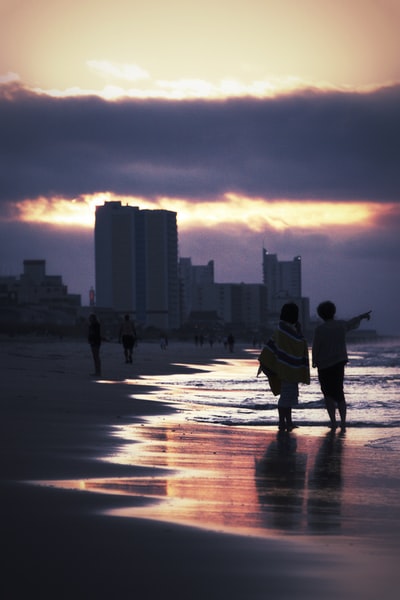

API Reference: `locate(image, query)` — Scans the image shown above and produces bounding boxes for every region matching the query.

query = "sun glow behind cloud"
[13,197,100,227]
[86,60,150,82]
[26,59,381,101]
[36,74,381,101]
[11,193,380,232]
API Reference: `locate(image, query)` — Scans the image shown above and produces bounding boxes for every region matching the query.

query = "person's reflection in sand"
[307,430,344,533]
[255,432,307,531]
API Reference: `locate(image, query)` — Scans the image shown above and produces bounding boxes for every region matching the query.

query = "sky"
[1,0,399,334]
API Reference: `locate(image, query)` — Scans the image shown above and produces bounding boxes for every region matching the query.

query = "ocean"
[132,338,400,434]
[42,337,400,538]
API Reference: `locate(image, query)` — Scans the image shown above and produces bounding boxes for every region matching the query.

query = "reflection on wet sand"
[255,430,345,534]
[307,431,344,532]
[44,419,357,539]
[255,433,307,531]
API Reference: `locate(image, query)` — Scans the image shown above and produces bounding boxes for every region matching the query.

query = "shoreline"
[1,338,399,599]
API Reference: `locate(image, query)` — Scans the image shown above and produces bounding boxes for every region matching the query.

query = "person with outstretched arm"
[312,301,372,431]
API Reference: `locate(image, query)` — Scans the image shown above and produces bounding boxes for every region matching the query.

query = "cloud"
[86,60,150,82]
[1,82,399,205]
[1,80,399,335]
[0,72,19,84]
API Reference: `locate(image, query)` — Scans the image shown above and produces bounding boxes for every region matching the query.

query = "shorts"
[122,335,135,351]
[318,361,346,403]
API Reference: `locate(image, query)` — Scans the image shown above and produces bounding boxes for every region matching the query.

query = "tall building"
[262,250,301,308]
[191,282,268,328]
[95,202,179,330]
[178,258,214,322]
[262,249,309,329]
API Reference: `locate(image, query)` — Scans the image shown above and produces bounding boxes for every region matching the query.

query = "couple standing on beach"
[258,301,371,432]
[88,313,137,376]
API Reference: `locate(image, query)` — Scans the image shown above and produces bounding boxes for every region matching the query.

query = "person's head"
[280,302,299,324]
[89,313,97,323]
[124,314,130,321]
[317,301,336,321]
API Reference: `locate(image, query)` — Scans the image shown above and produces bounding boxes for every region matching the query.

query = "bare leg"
[278,407,286,431]
[338,400,347,430]
[286,408,294,430]
[91,345,101,376]
[324,396,337,428]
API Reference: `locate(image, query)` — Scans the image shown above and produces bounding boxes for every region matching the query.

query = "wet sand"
[1,337,399,599]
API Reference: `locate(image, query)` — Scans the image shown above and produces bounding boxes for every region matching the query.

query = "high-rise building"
[262,249,309,329]
[262,250,301,308]
[178,258,214,322]
[191,282,268,328]
[95,202,179,330]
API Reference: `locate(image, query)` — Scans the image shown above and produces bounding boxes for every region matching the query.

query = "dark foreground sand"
[1,337,399,599]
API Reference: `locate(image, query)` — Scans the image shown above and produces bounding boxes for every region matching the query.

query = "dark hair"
[280,302,299,324]
[317,301,336,321]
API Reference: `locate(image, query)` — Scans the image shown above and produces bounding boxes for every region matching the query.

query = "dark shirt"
[88,321,101,346]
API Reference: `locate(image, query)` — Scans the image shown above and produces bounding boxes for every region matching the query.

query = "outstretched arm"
[360,311,372,321]
[347,310,372,331]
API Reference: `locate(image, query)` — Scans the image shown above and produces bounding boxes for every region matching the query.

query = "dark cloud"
[1,83,400,203]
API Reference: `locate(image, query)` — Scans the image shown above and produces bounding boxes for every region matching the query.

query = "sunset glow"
[2,1,399,97]
[12,193,383,233]
[38,74,354,101]
[1,0,399,334]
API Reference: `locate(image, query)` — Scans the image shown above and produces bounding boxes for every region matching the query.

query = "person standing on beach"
[312,301,371,431]
[88,313,102,376]
[160,333,168,350]
[258,303,310,432]
[119,314,137,363]
[227,333,235,352]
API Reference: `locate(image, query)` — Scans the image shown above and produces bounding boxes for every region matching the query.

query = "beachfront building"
[262,249,309,329]
[190,282,268,329]
[0,260,81,334]
[178,258,215,323]
[0,260,80,307]
[95,201,179,330]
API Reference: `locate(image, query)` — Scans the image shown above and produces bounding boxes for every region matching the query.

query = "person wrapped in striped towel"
[258,302,310,431]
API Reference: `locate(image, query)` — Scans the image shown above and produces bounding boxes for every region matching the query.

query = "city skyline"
[0,240,376,334]
[1,1,399,335]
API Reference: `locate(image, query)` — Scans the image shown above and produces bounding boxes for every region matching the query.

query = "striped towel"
[258,321,310,396]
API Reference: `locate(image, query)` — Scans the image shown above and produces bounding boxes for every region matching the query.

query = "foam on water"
[130,340,400,432]
[34,338,400,542]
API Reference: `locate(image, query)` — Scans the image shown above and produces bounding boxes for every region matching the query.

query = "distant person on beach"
[258,303,310,432]
[119,314,137,363]
[312,301,371,431]
[88,313,102,376]
[227,333,235,352]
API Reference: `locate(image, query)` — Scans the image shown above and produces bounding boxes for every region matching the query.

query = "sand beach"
[1,336,399,599]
